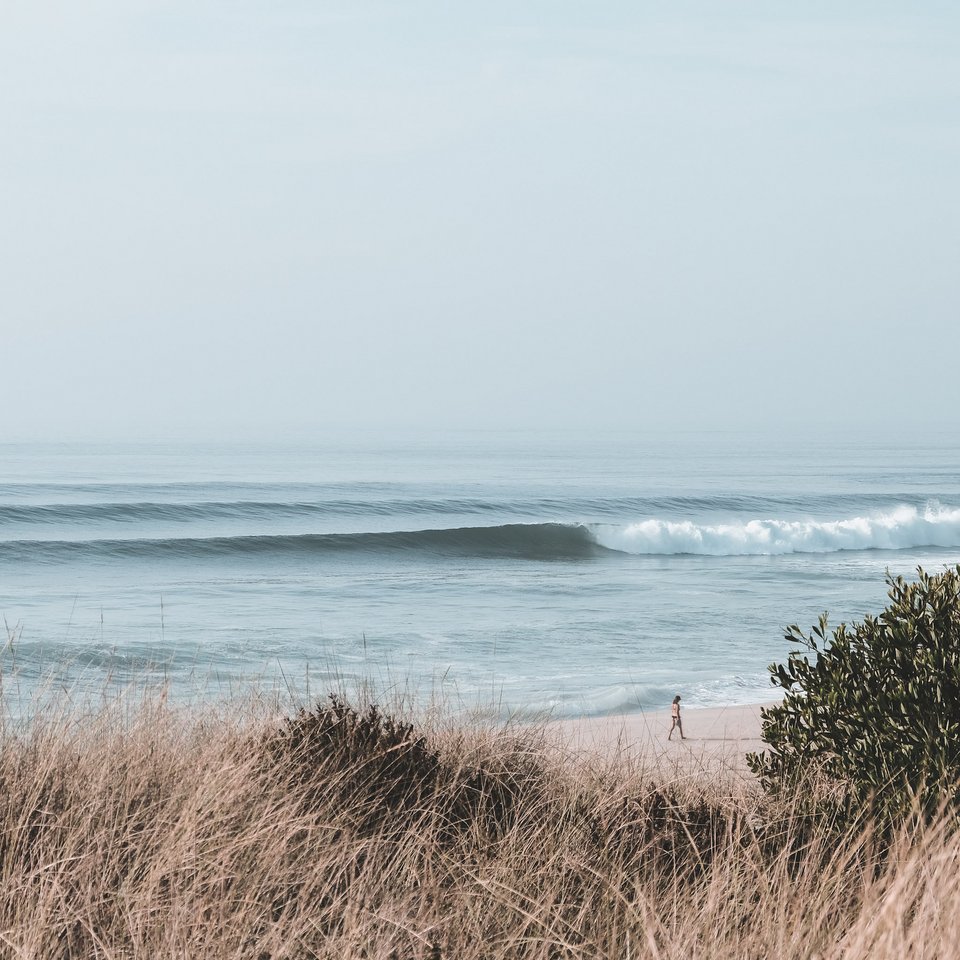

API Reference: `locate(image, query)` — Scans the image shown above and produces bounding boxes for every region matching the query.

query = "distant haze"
[2,2,959,440]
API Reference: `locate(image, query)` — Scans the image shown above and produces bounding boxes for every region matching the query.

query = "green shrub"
[748,566,960,826]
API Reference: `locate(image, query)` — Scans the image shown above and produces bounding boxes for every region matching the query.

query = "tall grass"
[0,690,956,959]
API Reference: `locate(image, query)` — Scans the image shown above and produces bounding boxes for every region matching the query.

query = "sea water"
[1,429,958,716]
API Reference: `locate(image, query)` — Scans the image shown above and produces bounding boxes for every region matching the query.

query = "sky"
[2,1,959,440]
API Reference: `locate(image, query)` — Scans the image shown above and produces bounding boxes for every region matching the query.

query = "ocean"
[2,429,959,717]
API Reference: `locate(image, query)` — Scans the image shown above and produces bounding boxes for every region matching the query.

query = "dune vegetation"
[0,687,955,960]
[3,565,960,958]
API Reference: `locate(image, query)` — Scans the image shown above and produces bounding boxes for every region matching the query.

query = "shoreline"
[547,701,774,778]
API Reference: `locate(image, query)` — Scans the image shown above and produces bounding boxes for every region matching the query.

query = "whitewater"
[1,430,959,717]
[593,503,960,556]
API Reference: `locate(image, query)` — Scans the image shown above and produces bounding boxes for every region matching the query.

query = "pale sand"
[548,702,776,780]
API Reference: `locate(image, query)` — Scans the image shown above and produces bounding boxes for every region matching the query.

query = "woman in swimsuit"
[668,695,685,740]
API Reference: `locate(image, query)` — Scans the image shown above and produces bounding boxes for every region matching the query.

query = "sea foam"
[592,503,960,556]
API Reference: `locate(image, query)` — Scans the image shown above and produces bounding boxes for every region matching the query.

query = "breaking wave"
[592,504,960,556]
[2,505,959,564]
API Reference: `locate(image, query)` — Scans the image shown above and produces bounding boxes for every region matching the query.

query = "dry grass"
[0,691,958,959]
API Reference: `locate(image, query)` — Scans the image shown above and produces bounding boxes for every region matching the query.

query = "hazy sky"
[2,1,958,439]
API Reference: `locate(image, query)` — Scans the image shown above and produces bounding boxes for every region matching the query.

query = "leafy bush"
[748,566,960,825]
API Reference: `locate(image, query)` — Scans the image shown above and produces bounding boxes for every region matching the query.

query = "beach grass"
[0,690,956,959]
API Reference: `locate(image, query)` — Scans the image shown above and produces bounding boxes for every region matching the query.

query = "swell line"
[2,505,959,564]
[0,523,604,563]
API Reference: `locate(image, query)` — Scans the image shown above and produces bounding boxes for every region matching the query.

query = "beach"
[551,701,771,778]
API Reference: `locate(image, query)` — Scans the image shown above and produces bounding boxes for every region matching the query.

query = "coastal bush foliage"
[749,565,960,824]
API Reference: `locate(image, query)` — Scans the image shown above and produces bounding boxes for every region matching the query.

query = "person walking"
[668,695,685,740]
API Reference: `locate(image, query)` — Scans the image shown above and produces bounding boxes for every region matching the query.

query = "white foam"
[592,502,960,557]
[508,674,777,717]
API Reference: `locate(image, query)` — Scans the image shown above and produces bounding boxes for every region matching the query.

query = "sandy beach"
[550,701,773,779]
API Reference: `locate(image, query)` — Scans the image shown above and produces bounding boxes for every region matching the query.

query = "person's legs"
[668,717,677,740]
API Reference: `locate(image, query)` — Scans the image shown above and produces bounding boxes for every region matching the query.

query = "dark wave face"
[0,523,606,564]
